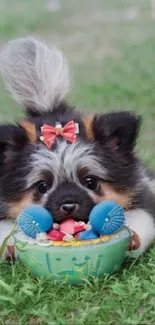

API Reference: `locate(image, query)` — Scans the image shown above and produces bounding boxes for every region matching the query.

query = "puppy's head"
[0,37,141,221]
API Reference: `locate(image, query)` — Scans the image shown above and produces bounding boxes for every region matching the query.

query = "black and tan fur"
[0,37,155,257]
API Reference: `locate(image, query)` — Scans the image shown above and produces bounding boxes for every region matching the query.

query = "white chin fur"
[0,37,70,112]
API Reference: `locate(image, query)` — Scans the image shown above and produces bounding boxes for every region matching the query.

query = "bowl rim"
[14,227,131,252]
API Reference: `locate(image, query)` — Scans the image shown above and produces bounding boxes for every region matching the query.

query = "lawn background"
[0,1,155,324]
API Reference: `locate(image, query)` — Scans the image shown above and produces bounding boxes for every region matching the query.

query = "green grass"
[1,252,155,325]
[1,0,155,324]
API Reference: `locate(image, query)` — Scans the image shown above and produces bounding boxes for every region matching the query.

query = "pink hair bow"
[40,120,79,149]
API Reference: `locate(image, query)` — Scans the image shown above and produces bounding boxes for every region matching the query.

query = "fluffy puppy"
[0,37,155,257]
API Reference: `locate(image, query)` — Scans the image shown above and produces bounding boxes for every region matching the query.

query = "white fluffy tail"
[0,37,70,113]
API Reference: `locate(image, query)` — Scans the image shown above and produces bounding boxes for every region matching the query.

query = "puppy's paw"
[126,231,143,258]
[128,231,140,251]
[2,245,17,261]
[5,247,16,264]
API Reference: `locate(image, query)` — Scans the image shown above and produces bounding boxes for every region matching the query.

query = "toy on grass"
[17,205,53,239]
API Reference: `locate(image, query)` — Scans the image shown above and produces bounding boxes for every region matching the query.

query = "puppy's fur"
[0,37,155,257]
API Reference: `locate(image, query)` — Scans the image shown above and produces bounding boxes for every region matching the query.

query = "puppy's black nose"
[62,203,76,213]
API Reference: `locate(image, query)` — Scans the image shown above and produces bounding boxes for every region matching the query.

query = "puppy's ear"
[0,124,28,164]
[93,112,141,154]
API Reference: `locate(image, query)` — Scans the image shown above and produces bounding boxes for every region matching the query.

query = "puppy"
[0,37,155,258]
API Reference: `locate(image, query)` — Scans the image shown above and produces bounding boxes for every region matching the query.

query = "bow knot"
[40,120,79,149]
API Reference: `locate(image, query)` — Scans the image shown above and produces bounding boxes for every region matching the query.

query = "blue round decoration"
[18,205,53,238]
[89,201,125,236]
[77,229,98,240]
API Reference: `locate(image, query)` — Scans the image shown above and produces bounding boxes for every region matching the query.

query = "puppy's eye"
[37,181,50,195]
[83,177,99,191]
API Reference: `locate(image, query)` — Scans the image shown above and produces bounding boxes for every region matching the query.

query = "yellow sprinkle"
[47,233,120,247]
[71,242,82,247]
[62,242,72,246]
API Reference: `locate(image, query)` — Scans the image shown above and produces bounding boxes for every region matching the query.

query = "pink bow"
[40,120,77,149]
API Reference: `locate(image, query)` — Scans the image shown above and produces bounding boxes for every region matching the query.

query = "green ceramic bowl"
[14,227,131,284]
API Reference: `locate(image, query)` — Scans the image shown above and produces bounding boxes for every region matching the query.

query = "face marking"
[7,190,39,218]
[26,140,108,192]
[90,182,132,209]
[83,115,94,140]
[20,121,37,143]
[26,145,61,189]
